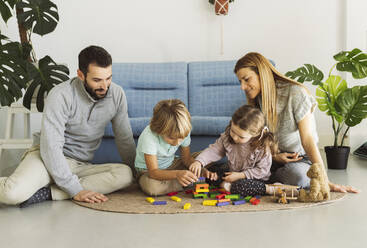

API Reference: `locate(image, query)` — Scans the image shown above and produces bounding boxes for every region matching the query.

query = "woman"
[233,52,358,193]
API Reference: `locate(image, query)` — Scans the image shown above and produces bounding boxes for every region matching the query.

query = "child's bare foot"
[220,181,232,192]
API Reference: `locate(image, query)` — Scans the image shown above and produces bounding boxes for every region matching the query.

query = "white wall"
[2,0,365,170]
[346,0,367,150]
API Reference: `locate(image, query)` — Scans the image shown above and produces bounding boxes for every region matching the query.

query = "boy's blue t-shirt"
[134,125,191,170]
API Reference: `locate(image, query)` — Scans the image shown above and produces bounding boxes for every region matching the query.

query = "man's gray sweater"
[39,77,136,197]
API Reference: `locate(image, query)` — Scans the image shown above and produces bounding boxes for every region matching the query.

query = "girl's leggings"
[206,163,266,197]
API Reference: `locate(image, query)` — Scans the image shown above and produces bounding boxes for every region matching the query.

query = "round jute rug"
[73,184,346,214]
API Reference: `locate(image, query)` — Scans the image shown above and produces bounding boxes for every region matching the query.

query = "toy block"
[216,201,230,207]
[198,177,206,182]
[209,192,220,198]
[167,192,178,196]
[195,184,209,190]
[171,196,181,202]
[255,195,262,199]
[202,200,218,206]
[250,199,260,205]
[216,193,226,200]
[244,196,253,202]
[225,194,240,200]
[146,197,155,203]
[193,193,208,199]
[185,189,193,194]
[183,203,191,210]
[233,200,246,205]
[153,201,167,205]
[196,189,209,193]
[218,198,231,203]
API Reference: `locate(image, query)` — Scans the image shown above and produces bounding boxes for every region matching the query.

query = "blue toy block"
[233,200,246,205]
[255,195,262,199]
[216,201,230,207]
[153,201,167,205]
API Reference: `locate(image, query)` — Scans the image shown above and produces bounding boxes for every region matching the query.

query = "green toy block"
[225,194,240,200]
[244,196,253,202]
[193,193,208,199]
[209,192,220,198]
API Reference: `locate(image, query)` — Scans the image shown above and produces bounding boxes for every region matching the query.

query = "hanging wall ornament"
[208,0,234,55]
[209,0,234,15]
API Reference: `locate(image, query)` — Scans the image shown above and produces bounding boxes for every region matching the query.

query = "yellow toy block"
[171,196,182,202]
[183,203,191,210]
[196,189,209,193]
[146,197,155,203]
[202,200,218,206]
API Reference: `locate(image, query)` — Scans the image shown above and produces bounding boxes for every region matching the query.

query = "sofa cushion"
[105,62,188,137]
[188,61,247,135]
[191,116,230,135]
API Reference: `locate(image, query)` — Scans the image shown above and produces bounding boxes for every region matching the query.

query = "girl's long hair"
[225,105,278,154]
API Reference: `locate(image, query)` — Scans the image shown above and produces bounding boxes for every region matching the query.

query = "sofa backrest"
[188,61,247,135]
[105,62,188,136]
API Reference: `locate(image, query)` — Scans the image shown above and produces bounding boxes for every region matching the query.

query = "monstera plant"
[0,0,69,112]
[286,48,367,169]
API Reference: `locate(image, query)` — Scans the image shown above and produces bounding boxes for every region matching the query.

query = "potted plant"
[285,48,367,169]
[0,0,69,112]
[209,0,234,15]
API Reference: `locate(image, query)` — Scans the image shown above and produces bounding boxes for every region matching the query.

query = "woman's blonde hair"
[225,105,277,154]
[234,52,308,133]
[150,99,191,139]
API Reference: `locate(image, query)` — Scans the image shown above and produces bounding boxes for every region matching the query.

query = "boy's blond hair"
[150,99,191,139]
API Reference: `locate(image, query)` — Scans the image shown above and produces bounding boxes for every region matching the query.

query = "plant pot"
[215,0,229,15]
[324,146,350,170]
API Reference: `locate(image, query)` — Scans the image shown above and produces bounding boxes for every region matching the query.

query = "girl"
[189,105,282,197]
[135,99,198,196]
[233,52,358,193]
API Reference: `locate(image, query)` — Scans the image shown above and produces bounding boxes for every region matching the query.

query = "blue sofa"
[92,61,246,164]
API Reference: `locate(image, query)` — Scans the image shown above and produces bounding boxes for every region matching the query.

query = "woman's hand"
[202,168,218,181]
[329,182,360,193]
[222,172,245,182]
[176,170,198,187]
[273,152,303,164]
[189,161,202,178]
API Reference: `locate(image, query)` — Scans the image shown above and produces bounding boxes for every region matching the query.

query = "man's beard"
[84,79,109,100]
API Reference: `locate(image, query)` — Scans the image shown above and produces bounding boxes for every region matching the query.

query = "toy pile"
[145,177,261,209]
[191,177,261,207]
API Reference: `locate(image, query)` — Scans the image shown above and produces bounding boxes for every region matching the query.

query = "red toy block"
[216,194,226,200]
[185,189,193,194]
[167,192,178,196]
[251,199,260,205]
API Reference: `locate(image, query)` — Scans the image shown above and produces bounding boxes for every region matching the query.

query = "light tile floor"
[1,153,366,248]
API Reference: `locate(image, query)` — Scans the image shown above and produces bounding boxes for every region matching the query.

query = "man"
[0,46,136,207]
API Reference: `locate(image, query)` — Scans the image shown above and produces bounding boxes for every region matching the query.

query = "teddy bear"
[298,163,330,202]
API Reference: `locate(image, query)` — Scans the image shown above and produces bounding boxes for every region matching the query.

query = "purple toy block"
[233,200,246,205]
[216,201,230,207]
[198,177,206,182]
[153,201,167,205]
